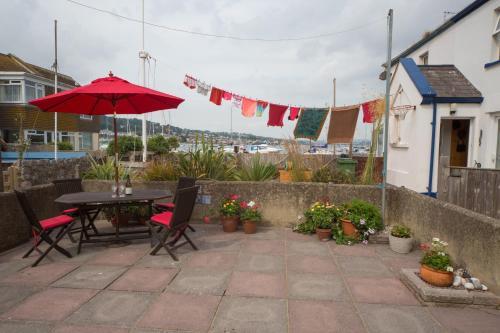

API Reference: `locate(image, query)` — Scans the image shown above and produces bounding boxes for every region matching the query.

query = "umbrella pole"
[113,111,119,196]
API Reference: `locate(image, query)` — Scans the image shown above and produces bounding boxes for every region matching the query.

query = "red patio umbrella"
[30,72,184,194]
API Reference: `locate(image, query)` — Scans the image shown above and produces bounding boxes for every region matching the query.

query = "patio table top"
[55,189,172,205]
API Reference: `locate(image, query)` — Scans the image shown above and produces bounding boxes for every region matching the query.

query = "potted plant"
[104,207,132,227]
[389,224,413,253]
[240,200,261,234]
[219,194,241,232]
[420,238,454,287]
[340,199,382,244]
[296,201,343,241]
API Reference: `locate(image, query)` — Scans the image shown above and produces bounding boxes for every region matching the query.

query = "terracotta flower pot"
[221,216,238,233]
[420,264,453,287]
[341,219,358,237]
[279,170,291,183]
[316,228,331,241]
[203,216,211,224]
[242,220,257,234]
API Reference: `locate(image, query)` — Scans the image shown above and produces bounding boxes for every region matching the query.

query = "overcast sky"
[2,0,472,141]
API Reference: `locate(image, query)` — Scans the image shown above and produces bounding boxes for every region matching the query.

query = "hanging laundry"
[293,108,329,141]
[222,90,232,101]
[241,98,257,117]
[267,104,288,127]
[183,75,196,89]
[209,87,223,105]
[327,105,360,144]
[232,94,243,110]
[362,99,379,123]
[288,106,301,121]
[256,100,269,117]
[196,81,211,96]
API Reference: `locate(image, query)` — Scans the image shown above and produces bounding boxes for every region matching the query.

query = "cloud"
[1,0,472,141]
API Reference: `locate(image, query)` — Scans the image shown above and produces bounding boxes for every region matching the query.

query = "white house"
[384,0,500,195]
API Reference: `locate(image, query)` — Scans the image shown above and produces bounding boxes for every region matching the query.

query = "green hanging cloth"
[293,108,330,141]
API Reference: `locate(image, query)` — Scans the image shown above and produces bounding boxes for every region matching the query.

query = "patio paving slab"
[226,271,286,298]
[235,253,285,272]
[0,260,31,280]
[137,292,220,331]
[86,248,147,266]
[288,240,330,257]
[357,303,442,333]
[1,287,97,321]
[330,244,377,257]
[0,321,54,333]
[347,277,420,305]
[197,237,244,252]
[336,256,393,277]
[288,300,366,333]
[210,296,287,333]
[185,251,238,270]
[134,253,187,269]
[287,272,350,301]
[53,323,128,333]
[0,285,40,315]
[242,239,285,256]
[0,262,78,286]
[287,254,338,274]
[51,265,127,289]
[286,229,317,242]
[166,268,230,296]
[66,290,154,327]
[246,227,285,240]
[428,306,500,333]
[108,267,177,292]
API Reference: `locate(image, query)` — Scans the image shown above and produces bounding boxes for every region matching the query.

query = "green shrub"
[312,166,333,183]
[330,169,356,184]
[421,238,453,272]
[147,135,179,155]
[57,141,73,151]
[83,155,133,180]
[178,135,236,180]
[235,154,277,181]
[342,199,383,243]
[391,224,411,238]
[142,159,179,181]
[107,136,143,156]
[294,201,344,234]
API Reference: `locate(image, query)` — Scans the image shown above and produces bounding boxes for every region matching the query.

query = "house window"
[25,80,45,102]
[26,130,46,144]
[80,115,93,120]
[494,13,500,60]
[0,80,22,102]
[79,132,92,150]
[419,52,429,65]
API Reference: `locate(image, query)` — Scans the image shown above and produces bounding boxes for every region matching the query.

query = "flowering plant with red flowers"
[240,200,262,222]
[219,194,241,217]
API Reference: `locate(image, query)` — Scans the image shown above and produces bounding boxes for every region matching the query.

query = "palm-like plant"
[235,154,277,181]
[178,135,236,180]
[83,155,133,180]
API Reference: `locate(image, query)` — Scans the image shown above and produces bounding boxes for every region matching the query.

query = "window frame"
[493,14,500,36]
[419,52,429,65]
[80,114,93,120]
[0,79,23,103]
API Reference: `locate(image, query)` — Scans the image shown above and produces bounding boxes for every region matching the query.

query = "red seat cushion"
[39,215,74,230]
[155,202,175,210]
[62,207,78,214]
[150,211,173,227]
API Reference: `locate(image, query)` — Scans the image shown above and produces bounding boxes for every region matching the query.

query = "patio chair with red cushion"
[52,178,100,242]
[148,186,199,261]
[15,190,76,267]
[154,176,196,232]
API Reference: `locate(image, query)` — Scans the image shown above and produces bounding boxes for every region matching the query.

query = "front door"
[496,119,500,169]
[439,119,470,167]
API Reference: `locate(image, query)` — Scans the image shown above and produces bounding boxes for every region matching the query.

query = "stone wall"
[19,157,91,187]
[387,186,500,294]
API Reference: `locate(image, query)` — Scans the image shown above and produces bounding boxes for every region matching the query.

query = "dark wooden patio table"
[55,189,171,253]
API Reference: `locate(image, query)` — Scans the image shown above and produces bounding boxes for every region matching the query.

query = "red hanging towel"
[362,100,377,123]
[209,87,223,105]
[183,75,196,89]
[288,106,301,121]
[256,100,269,117]
[267,103,288,127]
[222,90,232,101]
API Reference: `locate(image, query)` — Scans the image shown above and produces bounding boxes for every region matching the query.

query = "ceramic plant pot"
[316,228,331,241]
[279,170,292,183]
[243,220,257,234]
[221,216,238,233]
[203,216,211,224]
[341,219,358,237]
[420,264,453,287]
[389,234,414,254]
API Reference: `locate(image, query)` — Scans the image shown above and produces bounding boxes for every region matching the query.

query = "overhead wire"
[64,0,384,42]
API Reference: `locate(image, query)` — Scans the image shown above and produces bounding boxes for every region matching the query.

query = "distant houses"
[383,0,500,195]
[0,53,100,151]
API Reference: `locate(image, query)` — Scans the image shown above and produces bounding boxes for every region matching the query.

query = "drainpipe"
[427,101,437,197]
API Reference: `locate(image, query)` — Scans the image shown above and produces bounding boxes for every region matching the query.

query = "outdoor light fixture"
[450,103,457,115]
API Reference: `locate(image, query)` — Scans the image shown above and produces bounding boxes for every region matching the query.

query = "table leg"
[77,210,86,254]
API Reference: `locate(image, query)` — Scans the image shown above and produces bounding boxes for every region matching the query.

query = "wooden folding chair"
[154,176,196,232]
[148,186,199,261]
[53,178,100,242]
[15,190,76,267]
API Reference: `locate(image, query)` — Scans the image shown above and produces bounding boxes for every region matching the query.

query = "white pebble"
[464,282,474,290]
[482,284,488,291]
